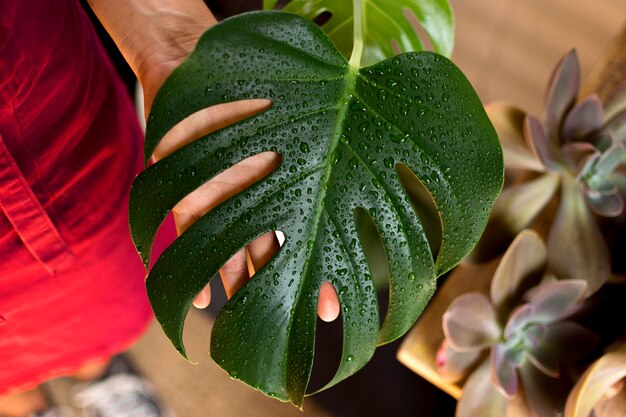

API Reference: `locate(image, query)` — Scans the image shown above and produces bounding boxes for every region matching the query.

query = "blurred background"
[55,1,625,416]
[451,0,624,114]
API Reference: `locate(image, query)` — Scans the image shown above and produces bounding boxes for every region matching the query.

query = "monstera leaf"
[264,0,454,66]
[129,11,502,406]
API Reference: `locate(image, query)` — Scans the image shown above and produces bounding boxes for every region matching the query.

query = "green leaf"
[264,0,454,66]
[129,11,502,406]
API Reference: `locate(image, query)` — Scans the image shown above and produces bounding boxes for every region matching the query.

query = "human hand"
[89,0,340,321]
[150,100,340,322]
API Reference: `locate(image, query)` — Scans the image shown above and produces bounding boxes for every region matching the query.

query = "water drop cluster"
[129,11,502,407]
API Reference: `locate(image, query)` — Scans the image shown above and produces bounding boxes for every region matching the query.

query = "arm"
[87,0,216,113]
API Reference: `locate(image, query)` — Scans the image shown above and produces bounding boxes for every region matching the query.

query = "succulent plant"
[470,50,626,295]
[439,230,598,417]
[565,340,626,417]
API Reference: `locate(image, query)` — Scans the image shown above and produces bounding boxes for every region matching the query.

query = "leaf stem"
[349,0,364,67]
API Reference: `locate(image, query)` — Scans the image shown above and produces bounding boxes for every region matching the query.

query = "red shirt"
[0,0,153,394]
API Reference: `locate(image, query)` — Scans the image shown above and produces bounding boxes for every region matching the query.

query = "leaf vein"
[214,76,345,84]
[355,73,447,119]
[253,103,340,136]
[326,16,352,38]
[350,90,454,205]
[342,141,412,247]
[229,162,325,230]
[365,1,409,40]
[322,206,364,292]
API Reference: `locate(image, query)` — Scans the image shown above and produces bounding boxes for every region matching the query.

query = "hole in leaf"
[275,230,286,246]
[245,230,282,283]
[269,0,290,10]
[198,231,286,358]
[317,281,340,323]
[313,11,332,26]
[141,98,276,261]
[354,207,390,326]
[395,163,442,257]
[141,147,284,276]
[147,214,178,270]
[206,272,228,316]
[217,246,250,299]
[390,39,402,55]
[153,99,272,161]
[402,8,434,52]
[308,283,344,394]
[172,151,282,235]
[201,229,285,312]
[354,207,390,292]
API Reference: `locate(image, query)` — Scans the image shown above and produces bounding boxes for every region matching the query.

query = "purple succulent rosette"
[470,50,626,295]
[438,231,598,417]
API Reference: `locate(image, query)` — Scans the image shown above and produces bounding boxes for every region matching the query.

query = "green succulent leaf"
[129,11,502,406]
[264,0,454,66]
[586,188,624,217]
[589,142,626,180]
[504,304,533,340]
